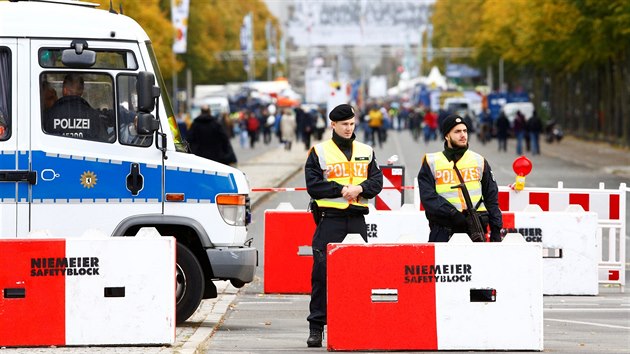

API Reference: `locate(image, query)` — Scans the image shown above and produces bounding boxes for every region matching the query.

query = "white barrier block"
[135,227,162,238]
[400,203,417,211]
[396,233,420,244]
[26,229,55,238]
[65,237,176,345]
[80,228,108,238]
[523,204,544,212]
[342,233,366,244]
[366,209,430,243]
[276,202,295,210]
[448,233,473,243]
[435,242,543,350]
[502,233,526,243]
[513,212,599,295]
[565,204,585,212]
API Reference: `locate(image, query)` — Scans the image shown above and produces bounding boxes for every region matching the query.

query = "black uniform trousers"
[307,213,367,330]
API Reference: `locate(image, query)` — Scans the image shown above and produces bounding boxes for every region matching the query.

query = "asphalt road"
[204,130,630,353]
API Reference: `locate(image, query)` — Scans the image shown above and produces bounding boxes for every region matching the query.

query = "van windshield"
[39,48,138,70]
[145,42,187,153]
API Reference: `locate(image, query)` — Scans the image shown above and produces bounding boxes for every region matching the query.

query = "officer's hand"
[451,211,467,227]
[342,184,363,201]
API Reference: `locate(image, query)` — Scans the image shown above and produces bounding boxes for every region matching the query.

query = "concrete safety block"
[327,239,543,351]
[0,236,176,347]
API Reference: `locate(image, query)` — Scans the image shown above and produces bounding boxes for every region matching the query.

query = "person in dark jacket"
[187,105,237,166]
[304,104,383,347]
[495,111,510,152]
[417,114,502,243]
[526,110,543,155]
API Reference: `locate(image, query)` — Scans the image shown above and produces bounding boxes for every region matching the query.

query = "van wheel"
[176,243,205,324]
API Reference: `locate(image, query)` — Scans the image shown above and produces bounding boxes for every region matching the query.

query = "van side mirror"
[137,71,161,113]
[136,113,160,135]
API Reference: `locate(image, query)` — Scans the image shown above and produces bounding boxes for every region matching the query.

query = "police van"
[0,0,256,323]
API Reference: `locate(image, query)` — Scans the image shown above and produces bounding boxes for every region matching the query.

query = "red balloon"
[513,156,533,176]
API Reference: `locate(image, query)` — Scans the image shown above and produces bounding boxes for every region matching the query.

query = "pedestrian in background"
[527,109,542,155]
[423,108,438,144]
[298,106,314,150]
[495,111,510,152]
[280,107,296,150]
[304,104,383,347]
[513,110,526,155]
[417,114,502,243]
[188,105,237,166]
[246,111,260,149]
[368,105,384,148]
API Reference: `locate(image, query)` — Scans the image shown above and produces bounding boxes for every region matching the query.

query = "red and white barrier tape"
[250,186,415,192]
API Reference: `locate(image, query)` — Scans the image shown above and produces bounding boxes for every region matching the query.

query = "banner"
[171,0,190,54]
[240,13,253,72]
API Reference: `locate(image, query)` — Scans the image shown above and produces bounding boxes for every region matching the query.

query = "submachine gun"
[451,164,485,242]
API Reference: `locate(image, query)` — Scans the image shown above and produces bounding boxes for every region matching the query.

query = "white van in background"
[503,102,535,123]
[191,96,231,120]
[0,0,256,324]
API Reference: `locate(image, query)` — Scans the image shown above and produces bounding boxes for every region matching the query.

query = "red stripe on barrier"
[502,212,515,229]
[0,239,66,346]
[498,191,509,211]
[569,193,590,211]
[529,192,550,211]
[263,211,314,294]
[609,194,620,220]
[327,244,438,351]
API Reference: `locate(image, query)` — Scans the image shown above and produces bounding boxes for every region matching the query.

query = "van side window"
[41,72,115,143]
[117,74,152,147]
[0,48,11,140]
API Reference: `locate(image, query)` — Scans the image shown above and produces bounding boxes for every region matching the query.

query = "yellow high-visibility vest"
[313,139,372,209]
[424,150,487,212]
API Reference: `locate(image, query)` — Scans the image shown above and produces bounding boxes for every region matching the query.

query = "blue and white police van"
[0,0,256,323]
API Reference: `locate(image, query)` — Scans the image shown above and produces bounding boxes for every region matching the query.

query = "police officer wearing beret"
[418,114,503,242]
[304,103,383,347]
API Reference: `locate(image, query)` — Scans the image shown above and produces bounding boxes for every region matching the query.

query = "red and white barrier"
[375,165,404,210]
[0,235,176,347]
[327,234,543,351]
[415,180,627,290]
[264,202,604,295]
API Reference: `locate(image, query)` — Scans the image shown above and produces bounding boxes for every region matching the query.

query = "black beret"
[329,104,355,122]
[441,114,469,136]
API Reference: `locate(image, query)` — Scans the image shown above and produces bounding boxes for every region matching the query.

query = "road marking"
[545,318,630,330]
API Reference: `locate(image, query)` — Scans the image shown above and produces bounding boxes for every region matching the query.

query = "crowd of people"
[182,99,546,166]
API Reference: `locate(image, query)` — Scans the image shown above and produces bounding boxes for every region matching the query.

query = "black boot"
[306,327,323,347]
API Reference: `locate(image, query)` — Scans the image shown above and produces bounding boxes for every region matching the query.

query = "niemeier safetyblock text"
[30,257,100,276]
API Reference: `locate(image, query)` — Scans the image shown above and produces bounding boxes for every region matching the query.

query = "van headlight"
[216,194,247,226]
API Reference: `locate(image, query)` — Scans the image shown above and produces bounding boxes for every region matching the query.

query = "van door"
[26,39,163,237]
[0,40,19,237]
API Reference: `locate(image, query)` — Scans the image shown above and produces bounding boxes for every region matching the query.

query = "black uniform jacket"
[305,131,383,216]
[417,149,503,241]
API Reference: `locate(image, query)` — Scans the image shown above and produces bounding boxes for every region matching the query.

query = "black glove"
[451,210,467,228]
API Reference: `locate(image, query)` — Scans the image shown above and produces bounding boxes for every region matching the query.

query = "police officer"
[45,73,109,141]
[304,103,383,347]
[418,114,502,242]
